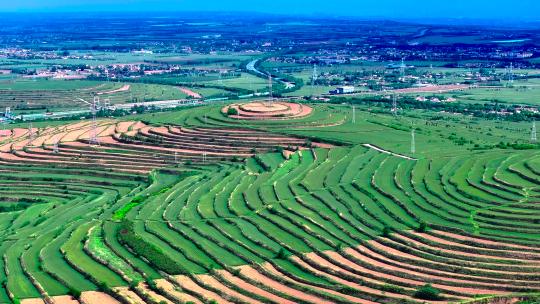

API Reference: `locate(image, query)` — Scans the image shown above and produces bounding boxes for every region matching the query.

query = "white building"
[330,86,355,94]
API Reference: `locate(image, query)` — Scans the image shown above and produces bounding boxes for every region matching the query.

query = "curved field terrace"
[1,104,539,304]
[223,101,313,120]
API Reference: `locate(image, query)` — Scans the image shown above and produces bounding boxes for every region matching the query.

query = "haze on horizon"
[0,0,539,21]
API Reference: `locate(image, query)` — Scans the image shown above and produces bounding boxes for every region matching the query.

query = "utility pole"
[90,96,100,145]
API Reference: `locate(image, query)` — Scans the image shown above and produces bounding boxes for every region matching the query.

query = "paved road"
[247,59,296,89]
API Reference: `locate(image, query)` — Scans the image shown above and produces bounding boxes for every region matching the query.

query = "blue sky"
[1,0,539,20]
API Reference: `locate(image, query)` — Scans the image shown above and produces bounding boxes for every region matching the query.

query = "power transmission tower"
[506,63,514,86]
[28,123,35,144]
[202,152,207,164]
[174,151,178,163]
[411,128,416,155]
[53,140,59,154]
[103,98,111,110]
[532,120,537,143]
[352,105,356,124]
[400,58,406,76]
[392,93,398,116]
[268,73,273,104]
[311,64,318,97]
[89,96,100,145]
[509,62,514,84]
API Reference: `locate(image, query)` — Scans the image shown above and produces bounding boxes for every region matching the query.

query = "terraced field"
[1,104,539,304]
[0,80,189,110]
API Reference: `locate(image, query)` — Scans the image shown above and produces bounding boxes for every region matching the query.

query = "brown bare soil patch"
[412,231,540,261]
[0,130,12,137]
[173,275,233,304]
[180,87,202,98]
[20,299,45,304]
[237,265,333,304]
[155,279,202,304]
[216,269,294,304]
[198,274,262,304]
[291,255,417,302]
[137,283,173,304]
[345,246,514,294]
[115,121,136,133]
[114,287,145,304]
[80,291,120,304]
[262,262,380,304]
[51,295,79,304]
[395,233,538,266]
[12,128,28,139]
[432,230,540,252]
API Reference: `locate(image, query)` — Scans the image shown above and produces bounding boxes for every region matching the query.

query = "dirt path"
[362,144,417,160]
[97,84,130,95]
[392,84,470,94]
[180,87,202,99]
